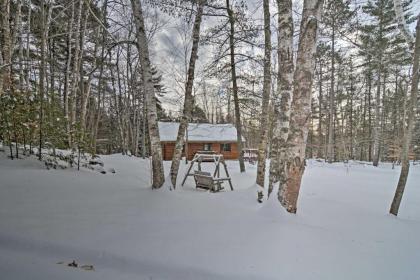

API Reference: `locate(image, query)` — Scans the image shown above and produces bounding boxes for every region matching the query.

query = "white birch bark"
[390,14,420,215]
[268,0,294,197]
[256,0,272,187]
[278,0,324,213]
[131,0,165,188]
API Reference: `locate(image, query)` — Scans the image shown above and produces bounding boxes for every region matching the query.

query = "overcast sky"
[145,0,420,115]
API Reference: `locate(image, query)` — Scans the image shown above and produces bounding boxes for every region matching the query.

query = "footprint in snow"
[56,260,95,271]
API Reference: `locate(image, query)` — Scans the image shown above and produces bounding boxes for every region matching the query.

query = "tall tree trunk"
[361,80,367,160]
[25,0,32,92]
[131,0,164,188]
[38,0,47,160]
[91,0,108,154]
[367,69,372,161]
[372,9,385,167]
[256,0,272,187]
[69,0,83,148]
[141,93,147,158]
[81,14,99,137]
[327,19,335,163]
[278,0,324,213]
[372,65,382,166]
[16,0,24,89]
[268,0,294,196]
[226,0,245,172]
[169,0,206,188]
[111,51,126,154]
[1,0,12,95]
[349,63,354,159]
[389,15,420,216]
[317,60,323,158]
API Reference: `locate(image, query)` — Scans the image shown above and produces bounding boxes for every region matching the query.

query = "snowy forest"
[0,0,420,279]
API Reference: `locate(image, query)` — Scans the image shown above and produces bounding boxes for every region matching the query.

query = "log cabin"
[159,122,243,160]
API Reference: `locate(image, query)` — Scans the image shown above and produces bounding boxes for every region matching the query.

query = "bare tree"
[170,0,206,188]
[278,0,324,213]
[0,0,12,95]
[226,0,245,173]
[268,0,294,197]
[69,0,83,147]
[390,13,419,216]
[255,0,272,187]
[131,0,165,188]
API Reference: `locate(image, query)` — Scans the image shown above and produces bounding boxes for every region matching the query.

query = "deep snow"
[0,153,419,279]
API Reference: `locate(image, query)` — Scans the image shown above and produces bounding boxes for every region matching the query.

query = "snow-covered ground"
[0,153,419,279]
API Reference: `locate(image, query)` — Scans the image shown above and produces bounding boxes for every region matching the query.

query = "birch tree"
[278,0,324,213]
[255,0,271,187]
[268,0,294,197]
[131,0,165,188]
[389,9,419,216]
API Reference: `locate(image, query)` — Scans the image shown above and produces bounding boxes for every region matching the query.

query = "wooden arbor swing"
[181,153,234,192]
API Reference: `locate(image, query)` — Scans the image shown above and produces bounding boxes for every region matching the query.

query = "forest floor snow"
[0,153,420,279]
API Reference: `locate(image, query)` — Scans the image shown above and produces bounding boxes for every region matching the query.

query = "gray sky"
[147,0,420,115]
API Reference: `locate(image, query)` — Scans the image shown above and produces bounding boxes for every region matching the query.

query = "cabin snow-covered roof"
[158,122,241,142]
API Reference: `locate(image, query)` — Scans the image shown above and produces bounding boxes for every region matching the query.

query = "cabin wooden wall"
[161,142,239,160]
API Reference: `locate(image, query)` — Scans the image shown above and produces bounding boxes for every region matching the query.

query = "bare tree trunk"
[131,0,165,188]
[268,0,294,196]
[1,0,12,95]
[317,60,323,158]
[367,69,372,161]
[25,0,32,92]
[15,0,24,89]
[372,11,385,167]
[63,1,74,144]
[38,0,48,160]
[278,0,324,213]
[226,0,245,173]
[390,15,420,216]
[372,66,382,166]
[81,21,99,137]
[327,19,335,163]
[92,1,108,154]
[141,95,147,158]
[348,59,354,159]
[110,51,126,154]
[169,0,206,188]
[256,0,272,187]
[69,0,83,148]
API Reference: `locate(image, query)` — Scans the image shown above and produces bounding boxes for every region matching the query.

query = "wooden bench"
[193,171,224,192]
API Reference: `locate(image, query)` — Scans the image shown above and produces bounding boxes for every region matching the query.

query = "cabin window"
[220,143,231,152]
[203,143,212,151]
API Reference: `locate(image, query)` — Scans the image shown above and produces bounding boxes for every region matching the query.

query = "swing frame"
[181,153,234,191]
